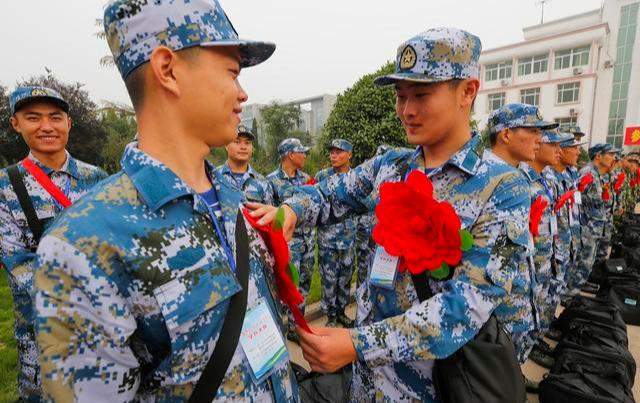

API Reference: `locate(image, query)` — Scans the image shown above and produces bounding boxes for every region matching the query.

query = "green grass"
[0,272,18,403]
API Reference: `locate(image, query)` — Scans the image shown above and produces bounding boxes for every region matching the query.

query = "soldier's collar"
[121,143,215,213]
[412,132,482,176]
[222,162,256,178]
[27,150,79,179]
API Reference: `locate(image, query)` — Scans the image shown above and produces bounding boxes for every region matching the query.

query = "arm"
[35,235,140,402]
[349,174,530,367]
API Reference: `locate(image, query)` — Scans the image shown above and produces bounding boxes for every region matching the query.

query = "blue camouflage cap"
[558,132,585,148]
[278,138,310,157]
[328,139,353,152]
[588,143,614,159]
[237,124,254,140]
[541,129,566,144]
[374,27,482,86]
[487,103,557,134]
[103,0,276,79]
[9,86,69,115]
[564,125,586,138]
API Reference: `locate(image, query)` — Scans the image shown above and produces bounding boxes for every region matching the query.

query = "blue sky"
[0,0,604,106]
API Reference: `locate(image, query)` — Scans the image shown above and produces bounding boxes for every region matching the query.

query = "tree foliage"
[261,102,306,159]
[100,109,137,173]
[0,72,107,168]
[320,62,407,165]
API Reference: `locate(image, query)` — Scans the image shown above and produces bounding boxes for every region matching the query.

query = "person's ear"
[148,46,180,98]
[459,78,480,108]
[500,129,512,145]
[9,115,19,133]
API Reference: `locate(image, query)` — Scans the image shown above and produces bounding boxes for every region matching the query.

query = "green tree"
[0,71,108,168]
[260,102,304,159]
[321,62,407,165]
[101,109,137,173]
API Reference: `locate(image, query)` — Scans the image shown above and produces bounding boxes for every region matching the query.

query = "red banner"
[625,126,640,146]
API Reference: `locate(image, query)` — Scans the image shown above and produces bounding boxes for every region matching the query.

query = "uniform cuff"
[350,322,397,368]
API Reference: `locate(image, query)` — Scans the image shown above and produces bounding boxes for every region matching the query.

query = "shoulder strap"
[411,272,433,302]
[189,211,250,402]
[7,164,45,243]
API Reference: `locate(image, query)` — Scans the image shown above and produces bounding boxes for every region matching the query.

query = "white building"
[475,0,640,149]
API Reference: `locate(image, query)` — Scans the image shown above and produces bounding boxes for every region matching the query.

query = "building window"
[555,116,578,129]
[487,93,506,112]
[517,54,548,75]
[520,88,541,106]
[554,46,590,70]
[556,82,580,104]
[607,2,639,147]
[484,61,512,82]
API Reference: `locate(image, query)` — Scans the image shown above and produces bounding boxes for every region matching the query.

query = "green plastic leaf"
[288,262,300,287]
[460,229,474,252]
[431,263,450,280]
[272,207,285,231]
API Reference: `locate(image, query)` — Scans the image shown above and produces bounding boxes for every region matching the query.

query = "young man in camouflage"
[251,28,532,402]
[486,103,558,364]
[315,139,356,328]
[617,152,640,216]
[0,86,107,401]
[34,1,298,401]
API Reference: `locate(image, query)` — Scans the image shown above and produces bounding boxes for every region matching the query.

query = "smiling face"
[10,101,71,155]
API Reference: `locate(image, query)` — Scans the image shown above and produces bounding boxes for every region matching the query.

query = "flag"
[624,126,640,146]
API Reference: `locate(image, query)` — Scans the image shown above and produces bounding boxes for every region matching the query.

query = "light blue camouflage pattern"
[9,86,69,115]
[103,0,276,79]
[315,167,356,318]
[33,144,297,401]
[596,171,615,262]
[277,138,310,158]
[285,134,531,402]
[588,143,612,160]
[374,27,482,86]
[487,103,557,134]
[0,152,107,401]
[541,129,565,143]
[563,165,587,298]
[328,139,353,153]
[266,167,315,304]
[564,125,586,138]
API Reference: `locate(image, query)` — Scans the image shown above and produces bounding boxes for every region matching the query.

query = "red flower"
[530,196,548,238]
[372,170,465,275]
[578,173,594,192]
[614,172,626,194]
[554,190,575,213]
[305,178,317,186]
[242,209,312,333]
[602,184,611,201]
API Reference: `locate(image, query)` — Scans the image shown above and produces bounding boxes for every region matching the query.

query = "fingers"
[244,202,265,210]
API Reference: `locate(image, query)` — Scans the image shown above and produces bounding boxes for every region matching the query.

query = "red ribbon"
[22,159,72,208]
[305,178,317,186]
[554,190,575,213]
[242,208,312,333]
[602,184,611,201]
[578,173,594,192]
[614,172,626,194]
[529,196,548,238]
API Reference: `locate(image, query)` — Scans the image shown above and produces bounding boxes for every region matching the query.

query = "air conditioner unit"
[569,108,578,116]
[604,60,614,68]
[500,79,510,87]
[573,67,584,76]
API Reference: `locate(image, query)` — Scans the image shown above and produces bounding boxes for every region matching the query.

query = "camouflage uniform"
[288,134,531,401]
[354,212,375,288]
[315,167,356,319]
[34,144,297,401]
[0,152,106,400]
[596,171,615,262]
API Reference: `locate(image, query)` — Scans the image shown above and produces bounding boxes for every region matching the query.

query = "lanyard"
[22,158,73,209]
[54,178,72,211]
[540,177,554,203]
[201,187,236,273]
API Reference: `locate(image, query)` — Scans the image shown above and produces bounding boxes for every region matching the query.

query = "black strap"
[7,164,45,243]
[411,271,432,302]
[189,211,250,402]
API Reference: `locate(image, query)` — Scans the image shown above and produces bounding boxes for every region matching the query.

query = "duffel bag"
[554,296,626,335]
[599,283,640,325]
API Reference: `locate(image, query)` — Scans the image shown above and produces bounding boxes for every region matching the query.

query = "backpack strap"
[7,164,45,244]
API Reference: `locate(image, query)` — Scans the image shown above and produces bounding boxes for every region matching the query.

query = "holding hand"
[297,326,357,373]
[245,203,297,241]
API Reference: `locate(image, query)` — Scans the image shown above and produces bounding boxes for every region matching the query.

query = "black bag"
[617,244,640,271]
[599,283,640,326]
[411,272,526,403]
[539,348,634,403]
[297,364,352,403]
[555,318,634,383]
[7,164,49,247]
[554,296,627,335]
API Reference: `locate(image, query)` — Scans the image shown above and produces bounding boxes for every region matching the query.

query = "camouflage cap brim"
[200,39,276,68]
[373,73,452,87]
[522,120,558,131]
[13,96,69,115]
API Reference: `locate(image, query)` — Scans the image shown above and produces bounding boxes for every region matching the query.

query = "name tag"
[550,215,558,236]
[624,298,637,306]
[370,246,399,289]
[568,209,574,226]
[575,191,582,205]
[240,300,288,383]
[617,266,624,272]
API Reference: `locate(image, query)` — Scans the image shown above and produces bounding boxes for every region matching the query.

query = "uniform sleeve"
[580,173,607,227]
[349,174,530,367]
[286,156,383,227]
[35,235,140,402]
[0,188,36,280]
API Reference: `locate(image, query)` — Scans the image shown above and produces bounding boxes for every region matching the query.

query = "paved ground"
[288,300,640,402]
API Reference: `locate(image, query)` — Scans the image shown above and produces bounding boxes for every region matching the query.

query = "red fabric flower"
[530,196,548,238]
[242,208,312,333]
[614,172,627,194]
[554,190,575,213]
[578,173,594,192]
[305,178,317,186]
[372,170,464,275]
[602,184,611,201]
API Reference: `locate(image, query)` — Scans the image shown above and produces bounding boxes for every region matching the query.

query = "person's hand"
[297,326,357,373]
[245,202,297,241]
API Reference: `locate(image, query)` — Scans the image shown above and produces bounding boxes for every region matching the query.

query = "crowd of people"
[0,0,639,402]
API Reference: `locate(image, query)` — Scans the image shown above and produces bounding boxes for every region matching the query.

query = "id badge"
[575,191,582,205]
[240,300,288,383]
[568,210,574,226]
[549,215,558,236]
[369,246,399,289]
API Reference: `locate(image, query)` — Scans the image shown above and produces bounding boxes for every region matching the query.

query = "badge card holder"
[369,246,399,289]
